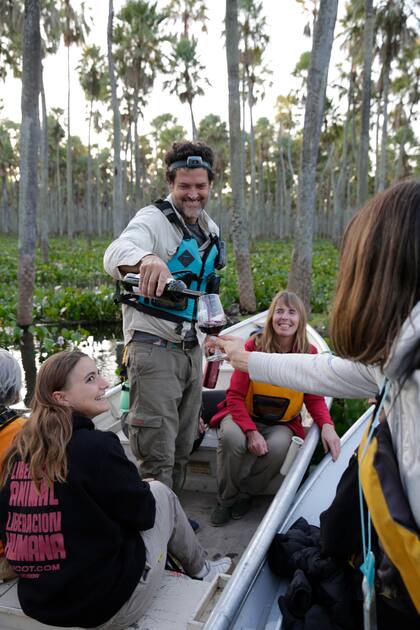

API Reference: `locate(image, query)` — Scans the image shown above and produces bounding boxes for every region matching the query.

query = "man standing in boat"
[104,141,224,496]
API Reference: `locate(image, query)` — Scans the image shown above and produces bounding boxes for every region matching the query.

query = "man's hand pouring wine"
[139,254,172,297]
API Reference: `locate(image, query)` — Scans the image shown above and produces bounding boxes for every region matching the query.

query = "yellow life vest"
[0,413,27,559]
[244,381,304,424]
[358,420,420,614]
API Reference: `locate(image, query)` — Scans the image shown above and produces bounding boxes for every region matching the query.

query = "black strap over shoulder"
[154,199,191,239]
[153,200,224,268]
[0,407,20,432]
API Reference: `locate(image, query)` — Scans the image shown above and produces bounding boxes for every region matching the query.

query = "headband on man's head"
[168,155,213,174]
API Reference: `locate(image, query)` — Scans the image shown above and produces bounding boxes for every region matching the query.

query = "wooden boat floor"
[120,428,275,564]
[0,430,274,630]
[0,493,272,630]
[0,572,210,630]
[179,489,272,565]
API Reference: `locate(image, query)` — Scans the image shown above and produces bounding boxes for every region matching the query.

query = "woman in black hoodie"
[0,350,231,629]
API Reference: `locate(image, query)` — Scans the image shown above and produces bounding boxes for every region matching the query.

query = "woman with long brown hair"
[209,290,340,526]
[215,180,420,626]
[0,350,231,629]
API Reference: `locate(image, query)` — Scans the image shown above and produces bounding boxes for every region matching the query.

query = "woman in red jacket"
[209,290,340,526]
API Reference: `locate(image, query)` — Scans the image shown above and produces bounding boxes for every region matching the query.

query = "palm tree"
[391,39,420,181]
[238,0,271,212]
[0,1,22,80]
[49,108,65,234]
[225,0,256,313]
[78,44,108,241]
[114,0,168,207]
[0,121,19,233]
[166,0,209,139]
[149,113,187,197]
[274,93,298,238]
[357,0,375,206]
[167,0,208,38]
[107,0,124,237]
[288,0,339,312]
[375,0,416,192]
[197,114,229,207]
[17,0,41,404]
[60,0,89,237]
[164,36,209,140]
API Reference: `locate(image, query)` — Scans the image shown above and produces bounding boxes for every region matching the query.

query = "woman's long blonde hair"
[255,290,310,354]
[330,180,420,367]
[0,351,88,490]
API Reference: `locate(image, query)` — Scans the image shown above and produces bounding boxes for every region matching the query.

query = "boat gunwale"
[207,406,374,630]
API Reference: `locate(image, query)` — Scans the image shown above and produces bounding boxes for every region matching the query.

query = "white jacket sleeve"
[103,207,160,279]
[248,352,379,399]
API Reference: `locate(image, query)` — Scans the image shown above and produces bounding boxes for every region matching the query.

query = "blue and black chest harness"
[115,200,224,329]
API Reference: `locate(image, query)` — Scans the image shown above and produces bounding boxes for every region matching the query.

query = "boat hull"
[96,315,331,431]
[204,407,373,630]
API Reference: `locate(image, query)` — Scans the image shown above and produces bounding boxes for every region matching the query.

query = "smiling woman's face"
[272,298,300,341]
[54,357,110,418]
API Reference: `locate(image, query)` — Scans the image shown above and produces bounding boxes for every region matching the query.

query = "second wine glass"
[197,294,227,362]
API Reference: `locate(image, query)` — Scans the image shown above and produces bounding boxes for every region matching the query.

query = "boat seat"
[0,571,211,630]
[117,420,295,495]
[115,386,313,495]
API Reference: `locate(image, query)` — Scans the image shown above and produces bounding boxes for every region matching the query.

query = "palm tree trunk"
[188,99,197,140]
[333,69,353,244]
[107,0,124,237]
[133,92,141,206]
[377,61,390,193]
[374,98,381,192]
[56,142,63,235]
[96,157,102,236]
[356,0,374,207]
[226,0,256,313]
[1,176,10,233]
[18,0,41,326]
[248,87,256,212]
[18,0,41,405]
[86,97,93,242]
[39,63,49,261]
[66,44,73,238]
[241,76,247,224]
[288,0,338,312]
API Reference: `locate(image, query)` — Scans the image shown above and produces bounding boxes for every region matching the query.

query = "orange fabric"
[244,380,304,423]
[0,417,26,556]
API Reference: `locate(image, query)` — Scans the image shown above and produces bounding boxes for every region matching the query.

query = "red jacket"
[209,338,334,439]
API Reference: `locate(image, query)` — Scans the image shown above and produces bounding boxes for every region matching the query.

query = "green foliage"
[330,398,370,437]
[310,397,370,466]
[2,234,367,432]
[219,239,338,316]
[1,235,339,356]
[0,235,119,353]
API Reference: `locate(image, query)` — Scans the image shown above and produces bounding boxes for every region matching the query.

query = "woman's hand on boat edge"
[321,424,341,461]
[214,335,250,372]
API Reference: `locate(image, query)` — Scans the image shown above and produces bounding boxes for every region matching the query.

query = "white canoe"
[96,313,332,431]
[204,407,373,630]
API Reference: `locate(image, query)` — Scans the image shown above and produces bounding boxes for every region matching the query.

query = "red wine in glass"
[198,322,225,336]
[197,294,227,342]
[198,294,227,388]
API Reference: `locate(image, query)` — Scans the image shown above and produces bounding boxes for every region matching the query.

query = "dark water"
[12,325,123,406]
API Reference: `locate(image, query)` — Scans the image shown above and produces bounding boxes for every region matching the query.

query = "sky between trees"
[1,0,348,144]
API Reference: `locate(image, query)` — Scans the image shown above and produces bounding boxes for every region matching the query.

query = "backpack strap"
[153,199,191,239]
[0,407,20,433]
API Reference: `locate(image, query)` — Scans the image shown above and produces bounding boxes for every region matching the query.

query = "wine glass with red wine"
[197,294,227,362]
